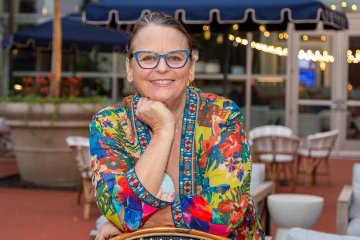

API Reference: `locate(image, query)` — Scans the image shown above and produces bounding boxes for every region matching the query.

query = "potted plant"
[0,0,107,187]
[0,75,107,187]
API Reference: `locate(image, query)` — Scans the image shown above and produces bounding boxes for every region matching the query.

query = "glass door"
[340,34,360,151]
[290,30,338,149]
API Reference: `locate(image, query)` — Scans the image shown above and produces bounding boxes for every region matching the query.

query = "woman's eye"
[169,56,181,61]
[143,56,155,61]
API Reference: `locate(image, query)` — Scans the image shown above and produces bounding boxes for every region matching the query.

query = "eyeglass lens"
[137,51,188,69]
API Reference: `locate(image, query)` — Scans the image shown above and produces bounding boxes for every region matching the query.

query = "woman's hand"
[95,221,122,240]
[136,97,175,136]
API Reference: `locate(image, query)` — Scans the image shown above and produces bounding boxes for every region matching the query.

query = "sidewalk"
[0,158,358,240]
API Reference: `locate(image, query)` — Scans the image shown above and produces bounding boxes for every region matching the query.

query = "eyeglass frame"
[131,50,191,69]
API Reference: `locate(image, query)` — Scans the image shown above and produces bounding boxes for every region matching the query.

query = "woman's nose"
[156,57,168,72]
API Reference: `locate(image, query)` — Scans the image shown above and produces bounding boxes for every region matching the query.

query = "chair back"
[111,226,230,240]
[249,125,293,140]
[307,130,339,156]
[65,136,91,179]
[252,135,301,161]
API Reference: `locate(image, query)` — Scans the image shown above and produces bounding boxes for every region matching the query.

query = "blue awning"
[82,0,348,30]
[3,13,130,52]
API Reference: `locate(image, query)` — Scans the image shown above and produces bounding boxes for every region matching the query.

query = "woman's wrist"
[152,124,175,140]
[152,129,174,141]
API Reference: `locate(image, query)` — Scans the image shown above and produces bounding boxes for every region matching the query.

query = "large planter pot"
[1,102,106,187]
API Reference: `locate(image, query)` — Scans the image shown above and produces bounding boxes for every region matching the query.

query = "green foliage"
[0,95,107,104]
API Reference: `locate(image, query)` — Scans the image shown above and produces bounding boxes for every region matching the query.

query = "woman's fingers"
[96,221,122,240]
[136,97,174,131]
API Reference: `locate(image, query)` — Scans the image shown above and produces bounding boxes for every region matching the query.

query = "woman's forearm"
[135,130,174,195]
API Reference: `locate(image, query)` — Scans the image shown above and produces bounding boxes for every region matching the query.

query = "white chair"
[250,163,275,235]
[296,130,338,187]
[287,228,360,240]
[65,136,93,220]
[337,164,360,237]
[252,135,301,192]
[248,125,293,146]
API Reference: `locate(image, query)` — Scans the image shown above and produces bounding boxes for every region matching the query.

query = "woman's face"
[126,25,195,104]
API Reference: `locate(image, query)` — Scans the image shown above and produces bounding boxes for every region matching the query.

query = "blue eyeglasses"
[132,50,191,69]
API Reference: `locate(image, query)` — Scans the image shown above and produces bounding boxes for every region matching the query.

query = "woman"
[90,12,264,240]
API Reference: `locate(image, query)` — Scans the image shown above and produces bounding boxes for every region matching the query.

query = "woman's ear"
[126,58,133,83]
[189,56,196,82]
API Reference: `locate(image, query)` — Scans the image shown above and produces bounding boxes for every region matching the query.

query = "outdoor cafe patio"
[1,0,359,239]
[0,155,358,239]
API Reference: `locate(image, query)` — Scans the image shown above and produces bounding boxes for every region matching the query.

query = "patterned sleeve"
[89,109,175,232]
[180,105,264,239]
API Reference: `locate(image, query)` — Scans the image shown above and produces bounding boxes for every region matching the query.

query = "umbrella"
[82,0,348,96]
[2,13,131,103]
[3,12,130,52]
[82,0,348,31]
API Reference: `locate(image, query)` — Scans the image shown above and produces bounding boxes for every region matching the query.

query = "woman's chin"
[152,94,184,105]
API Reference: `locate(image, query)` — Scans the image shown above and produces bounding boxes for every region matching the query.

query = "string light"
[216,34,223,44]
[204,30,211,40]
[203,25,210,31]
[42,7,48,15]
[250,41,288,56]
[320,62,326,71]
[342,2,347,7]
[226,33,333,62]
[303,35,309,41]
[331,5,336,10]
[298,49,334,63]
[259,25,266,32]
[14,84,23,91]
[203,25,211,40]
[232,24,239,31]
[264,31,270,37]
[346,49,360,63]
[321,35,326,41]
[352,4,357,10]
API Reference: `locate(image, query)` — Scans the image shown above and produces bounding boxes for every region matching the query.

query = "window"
[20,0,37,13]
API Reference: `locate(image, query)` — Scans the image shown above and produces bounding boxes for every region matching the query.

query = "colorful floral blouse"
[89,87,264,239]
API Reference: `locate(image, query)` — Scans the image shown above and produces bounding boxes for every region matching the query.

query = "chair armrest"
[89,230,98,240]
[251,181,275,205]
[0,128,10,134]
[337,185,353,235]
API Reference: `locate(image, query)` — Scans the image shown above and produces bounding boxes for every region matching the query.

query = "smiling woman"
[90,12,264,240]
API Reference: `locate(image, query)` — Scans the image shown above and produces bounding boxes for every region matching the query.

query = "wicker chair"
[65,136,93,220]
[296,130,338,186]
[252,135,301,192]
[248,125,293,152]
[111,226,230,240]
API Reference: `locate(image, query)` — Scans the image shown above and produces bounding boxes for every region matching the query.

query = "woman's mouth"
[150,79,174,87]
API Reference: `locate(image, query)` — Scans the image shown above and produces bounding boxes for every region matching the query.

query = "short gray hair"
[126,12,193,58]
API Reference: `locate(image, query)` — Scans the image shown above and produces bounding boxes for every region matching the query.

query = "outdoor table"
[267,194,324,240]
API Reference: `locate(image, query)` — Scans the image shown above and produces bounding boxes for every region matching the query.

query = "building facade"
[0,0,359,156]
